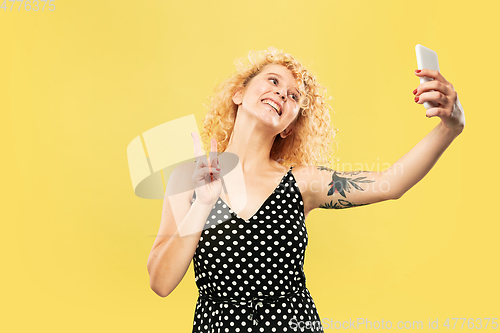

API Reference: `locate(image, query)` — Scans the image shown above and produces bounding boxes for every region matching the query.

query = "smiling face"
[232,64,301,137]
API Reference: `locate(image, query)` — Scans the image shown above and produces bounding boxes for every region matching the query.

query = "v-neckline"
[219,166,292,222]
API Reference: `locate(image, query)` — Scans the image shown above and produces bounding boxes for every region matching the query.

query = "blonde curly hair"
[201,47,338,168]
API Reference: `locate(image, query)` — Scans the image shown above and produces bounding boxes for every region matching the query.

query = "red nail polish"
[413,89,417,95]
[415,70,421,73]
[414,96,419,102]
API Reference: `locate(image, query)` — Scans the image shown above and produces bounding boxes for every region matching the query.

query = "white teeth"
[263,99,281,115]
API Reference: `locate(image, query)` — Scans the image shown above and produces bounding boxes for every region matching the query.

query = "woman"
[147,48,465,332]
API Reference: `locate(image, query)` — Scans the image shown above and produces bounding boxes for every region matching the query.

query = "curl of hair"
[201,47,338,169]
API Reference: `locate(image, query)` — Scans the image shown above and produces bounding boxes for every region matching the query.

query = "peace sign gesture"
[191,132,222,207]
[413,69,465,134]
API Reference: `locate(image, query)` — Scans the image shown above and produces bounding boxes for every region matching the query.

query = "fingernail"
[415,70,421,73]
[414,96,419,103]
[413,89,417,95]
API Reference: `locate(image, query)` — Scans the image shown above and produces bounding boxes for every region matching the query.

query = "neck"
[224,112,279,174]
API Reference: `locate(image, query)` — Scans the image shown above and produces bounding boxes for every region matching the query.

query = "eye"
[269,77,278,85]
[289,93,299,101]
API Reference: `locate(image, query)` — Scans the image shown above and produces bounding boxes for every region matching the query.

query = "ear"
[280,123,295,139]
[232,89,243,105]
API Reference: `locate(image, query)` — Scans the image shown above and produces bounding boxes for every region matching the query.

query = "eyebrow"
[266,72,301,96]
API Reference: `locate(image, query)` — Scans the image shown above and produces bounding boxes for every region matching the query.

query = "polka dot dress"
[191,166,324,332]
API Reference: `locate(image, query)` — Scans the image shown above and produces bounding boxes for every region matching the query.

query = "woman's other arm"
[146,164,212,297]
[147,134,222,297]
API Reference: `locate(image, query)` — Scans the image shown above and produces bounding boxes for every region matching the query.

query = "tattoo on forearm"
[319,199,367,209]
[317,166,334,172]
[316,167,375,209]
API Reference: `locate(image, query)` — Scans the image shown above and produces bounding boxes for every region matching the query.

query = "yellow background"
[1,0,498,331]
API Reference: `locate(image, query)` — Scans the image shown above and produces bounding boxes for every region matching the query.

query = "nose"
[275,90,286,101]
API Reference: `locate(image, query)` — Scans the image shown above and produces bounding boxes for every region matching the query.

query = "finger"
[210,168,223,182]
[425,107,447,118]
[207,138,215,176]
[192,166,221,182]
[211,168,221,181]
[196,154,209,169]
[416,91,448,106]
[208,168,221,183]
[415,69,447,84]
[415,80,452,97]
[191,132,204,162]
[210,138,218,167]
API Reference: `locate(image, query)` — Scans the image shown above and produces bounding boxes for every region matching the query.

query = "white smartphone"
[415,44,440,109]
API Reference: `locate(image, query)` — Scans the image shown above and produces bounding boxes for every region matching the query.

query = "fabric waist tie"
[198,287,306,325]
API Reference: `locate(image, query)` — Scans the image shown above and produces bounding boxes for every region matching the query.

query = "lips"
[262,98,282,116]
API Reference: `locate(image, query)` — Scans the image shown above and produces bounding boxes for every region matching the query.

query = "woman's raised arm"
[299,69,465,213]
[378,69,465,199]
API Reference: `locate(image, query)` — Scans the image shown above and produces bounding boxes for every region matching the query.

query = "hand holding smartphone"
[415,44,440,109]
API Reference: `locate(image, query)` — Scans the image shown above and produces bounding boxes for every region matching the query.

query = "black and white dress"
[191,166,324,332]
